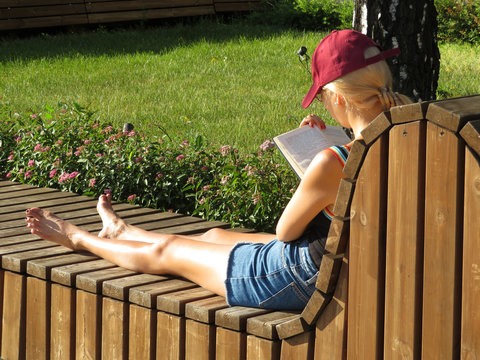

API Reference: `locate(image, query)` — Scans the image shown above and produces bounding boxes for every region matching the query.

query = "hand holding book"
[273,118,351,179]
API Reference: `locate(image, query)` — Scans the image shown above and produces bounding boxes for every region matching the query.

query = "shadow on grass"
[0,16,298,62]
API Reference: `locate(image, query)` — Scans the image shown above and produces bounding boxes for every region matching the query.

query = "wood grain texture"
[461,148,480,358]
[460,119,480,157]
[347,135,388,360]
[280,331,314,360]
[315,257,348,360]
[246,335,280,360]
[129,304,155,360]
[185,319,215,360]
[332,178,355,219]
[1,271,26,360]
[324,217,349,255]
[361,112,391,146]
[50,283,75,360]
[422,122,464,359]
[101,296,128,360]
[77,290,102,360]
[26,277,50,360]
[390,101,430,124]
[343,139,368,180]
[426,94,480,132]
[384,121,426,359]
[157,312,185,360]
[216,327,246,360]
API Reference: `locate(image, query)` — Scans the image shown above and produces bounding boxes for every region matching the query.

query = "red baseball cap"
[302,30,401,108]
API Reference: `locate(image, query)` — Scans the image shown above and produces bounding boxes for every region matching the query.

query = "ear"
[335,93,344,106]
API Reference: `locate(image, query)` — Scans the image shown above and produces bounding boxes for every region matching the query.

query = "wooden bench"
[0,0,260,31]
[0,95,479,359]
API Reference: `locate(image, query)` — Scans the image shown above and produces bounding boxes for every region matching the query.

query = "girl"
[25,30,410,310]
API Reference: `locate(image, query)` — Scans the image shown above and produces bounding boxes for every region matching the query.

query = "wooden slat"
[300,290,328,326]
[315,257,348,360]
[26,277,50,360]
[185,296,228,324]
[157,311,186,360]
[315,253,343,294]
[129,304,156,360]
[77,290,102,359]
[422,122,463,359]
[216,326,246,360]
[51,259,116,287]
[426,95,480,132]
[86,0,212,12]
[1,271,26,360]
[215,306,270,332]
[2,245,72,272]
[246,335,280,360]
[102,297,128,360]
[185,319,216,360]
[103,273,167,301]
[324,217,349,255]
[214,1,258,12]
[461,147,480,358]
[390,101,430,124]
[50,283,75,360]
[156,287,215,315]
[332,178,355,219]
[361,112,391,146]
[384,121,426,359]
[343,139,368,180]
[1,0,84,7]
[1,4,86,20]
[87,5,215,24]
[280,331,314,360]
[27,252,98,280]
[246,311,298,340]
[276,315,309,340]
[128,279,197,308]
[460,119,480,157]
[0,14,89,30]
[76,267,137,294]
[347,134,388,359]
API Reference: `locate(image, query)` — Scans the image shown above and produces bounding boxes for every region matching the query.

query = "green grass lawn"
[1,20,479,153]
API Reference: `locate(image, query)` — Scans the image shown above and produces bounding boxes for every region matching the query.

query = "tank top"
[305,144,350,268]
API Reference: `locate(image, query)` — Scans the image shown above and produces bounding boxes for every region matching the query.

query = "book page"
[273,125,351,178]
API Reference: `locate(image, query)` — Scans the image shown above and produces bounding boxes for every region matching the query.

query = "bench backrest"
[278,95,480,359]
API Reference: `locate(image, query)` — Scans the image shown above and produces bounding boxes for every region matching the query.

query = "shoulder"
[302,147,346,187]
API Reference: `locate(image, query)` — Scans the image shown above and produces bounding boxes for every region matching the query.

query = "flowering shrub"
[0,103,298,233]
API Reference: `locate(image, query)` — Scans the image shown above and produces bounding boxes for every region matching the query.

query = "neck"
[347,102,385,140]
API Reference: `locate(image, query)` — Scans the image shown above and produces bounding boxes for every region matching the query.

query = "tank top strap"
[321,144,351,221]
[325,144,350,167]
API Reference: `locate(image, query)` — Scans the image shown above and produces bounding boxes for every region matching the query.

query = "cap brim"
[302,83,321,108]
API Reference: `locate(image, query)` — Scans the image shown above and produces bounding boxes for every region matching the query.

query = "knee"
[201,228,226,242]
[147,235,176,273]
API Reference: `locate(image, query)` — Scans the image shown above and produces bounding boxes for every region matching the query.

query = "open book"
[273,125,351,179]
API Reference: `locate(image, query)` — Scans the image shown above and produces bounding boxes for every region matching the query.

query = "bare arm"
[275,149,344,242]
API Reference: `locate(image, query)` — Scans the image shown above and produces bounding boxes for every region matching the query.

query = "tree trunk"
[353,0,440,102]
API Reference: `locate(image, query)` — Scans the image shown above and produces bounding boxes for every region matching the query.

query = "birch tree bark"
[353,0,440,101]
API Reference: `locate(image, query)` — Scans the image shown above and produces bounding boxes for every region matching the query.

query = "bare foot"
[97,194,128,239]
[25,208,84,250]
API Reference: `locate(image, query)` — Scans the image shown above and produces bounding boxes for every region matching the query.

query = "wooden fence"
[0,95,479,359]
[0,0,260,31]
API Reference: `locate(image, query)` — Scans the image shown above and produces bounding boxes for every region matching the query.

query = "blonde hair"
[323,47,411,114]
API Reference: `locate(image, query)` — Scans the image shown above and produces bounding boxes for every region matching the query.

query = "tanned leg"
[97,194,274,245]
[25,207,242,296]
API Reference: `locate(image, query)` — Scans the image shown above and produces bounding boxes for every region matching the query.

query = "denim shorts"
[224,238,319,310]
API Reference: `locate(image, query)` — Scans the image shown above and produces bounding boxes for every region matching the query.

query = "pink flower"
[74,151,81,156]
[15,137,21,142]
[93,124,99,128]
[220,145,232,156]
[201,166,208,171]
[58,173,69,183]
[19,168,24,174]
[135,156,143,163]
[198,197,206,205]
[202,185,211,191]
[104,189,112,195]
[96,153,103,157]
[28,160,35,167]
[176,155,185,161]
[42,146,51,152]
[30,114,38,119]
[69,171,79,179]
[24,170,33,179]
[7,155,13,161]
[56,140,63,145]
[34,144,42,152]
[49,169,58,178]
[220,175,230,185]
[127,194,136,202]
[156,173,163,179]
[89,178,96,187]
[84,140,92,145]
[6,173,12,178]
[259,139,275,152]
